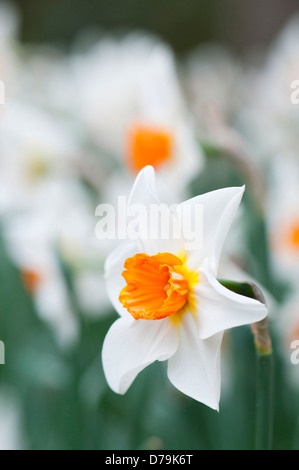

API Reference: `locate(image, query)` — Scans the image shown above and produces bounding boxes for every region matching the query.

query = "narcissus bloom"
[102,166,268,410]
[72,35,202,200]
[267,155,299,286]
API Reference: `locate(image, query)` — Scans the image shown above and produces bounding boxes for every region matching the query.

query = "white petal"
[102,316,178,394]
[104,240,138,317]
[127,166,184,255]
[167,313,223,410]
[128,165,160,207]
[177,186,245,275]
[195,264,268,339]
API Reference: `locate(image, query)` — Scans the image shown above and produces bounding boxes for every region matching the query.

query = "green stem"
[254,350,273,450]
[251,315,273,451]
[218,279,274,450]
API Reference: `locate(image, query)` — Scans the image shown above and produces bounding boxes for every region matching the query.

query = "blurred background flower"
[0,0,299,450]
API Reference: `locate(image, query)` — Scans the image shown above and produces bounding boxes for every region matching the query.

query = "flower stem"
[254,346,273,450]
[250,286,273,451]
[218,279,273,449]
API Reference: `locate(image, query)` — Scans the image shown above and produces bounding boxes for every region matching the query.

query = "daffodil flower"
[102,166,268,410]
[267,155,299,285]
[72,36,202,200]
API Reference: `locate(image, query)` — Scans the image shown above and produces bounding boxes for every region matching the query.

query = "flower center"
[292,321,299,342]
[272,218,299,255]
[26,152,49,181]
[21,269,42,294]
[127,124,173,172]
[119,252,197,320]
[289,222,299,249]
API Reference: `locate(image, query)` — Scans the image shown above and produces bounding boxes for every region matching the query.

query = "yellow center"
[119,252,198,321]
[127,125,173,172]
[26,153,49,181]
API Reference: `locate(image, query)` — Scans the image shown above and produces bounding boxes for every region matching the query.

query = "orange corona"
[21,270,41,294]
[127,125,173,172]
[119,252,198,321]
[289,222,299,249]
[272,219,299,254]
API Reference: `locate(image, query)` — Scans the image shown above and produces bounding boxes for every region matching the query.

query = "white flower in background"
[57,192,112,318]
[15,43,79,119]
[72,34,203,200]
[274,292,299,389]
[183,44,246,140]
[102,166,268,410]
[266,155,299,287]
[182,43,266,203]
[3,212,78,348]
[0,4,75,117]
[239,14,299,161]
[0,389,25,450]
[2,177,106,347]
[0,101,81,214]
[0,99,111,333]
[279,293,299,351]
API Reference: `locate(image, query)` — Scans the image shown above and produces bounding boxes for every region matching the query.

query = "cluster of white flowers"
[181,17,299,382]
[0,3,204,351]
[1,1,299,420]
[237,16,299,373]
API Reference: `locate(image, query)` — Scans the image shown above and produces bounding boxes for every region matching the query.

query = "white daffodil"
[266,155,299,287]
[16,45,77,118]
[3,172,113,345]
[72,34,203,200]
[0,100,81,214]
[3,207,79,349]
[102,166,268,410]
[183,44,246,141]
[240,14,299,161]
[2,176,100,347]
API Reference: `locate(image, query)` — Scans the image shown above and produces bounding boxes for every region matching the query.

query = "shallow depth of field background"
[0,0,299,450]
